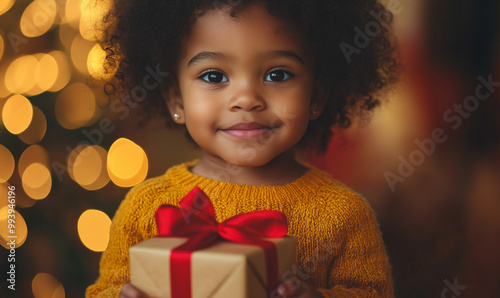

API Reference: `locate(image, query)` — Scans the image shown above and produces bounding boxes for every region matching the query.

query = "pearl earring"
[173,113,180,121]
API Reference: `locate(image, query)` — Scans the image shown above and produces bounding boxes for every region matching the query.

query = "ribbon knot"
[155,186,288,298]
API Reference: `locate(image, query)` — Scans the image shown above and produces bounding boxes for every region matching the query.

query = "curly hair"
[98,0,399,154]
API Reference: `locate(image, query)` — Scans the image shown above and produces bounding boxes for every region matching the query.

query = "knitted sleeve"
[85,186,147,297]
[316,193,394,298]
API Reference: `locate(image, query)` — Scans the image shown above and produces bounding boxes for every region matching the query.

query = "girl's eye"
[265,70,292,82]
[200,71,228,83]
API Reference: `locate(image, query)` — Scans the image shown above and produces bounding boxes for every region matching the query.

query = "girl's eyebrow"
[186,50,306,67]
[265,50,306,65]
[187,52,228,67]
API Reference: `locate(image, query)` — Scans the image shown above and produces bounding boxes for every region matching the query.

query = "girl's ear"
[309,76,329,121]
[164,83,185,124]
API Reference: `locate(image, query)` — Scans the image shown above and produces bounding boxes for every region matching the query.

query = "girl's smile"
[219,122,279,139]
[166,1,319,184]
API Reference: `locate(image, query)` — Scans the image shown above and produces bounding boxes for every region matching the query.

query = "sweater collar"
[165,159,331,204]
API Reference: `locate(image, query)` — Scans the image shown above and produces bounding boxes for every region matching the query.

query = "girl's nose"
[228,81,266,112]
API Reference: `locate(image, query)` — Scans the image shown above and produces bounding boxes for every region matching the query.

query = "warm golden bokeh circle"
[73,146,102,186]
[2,94,33,134]
[107,138,149,187]
[48,50,72,92]
[18,145,50,178]
[32,272,65,298]
[55,82,96,129]
[25,53,59,96]
[0,57,11,98]
[67,144,88,181]
[78,209,111,252]
[65,0,83,30]
[87,44,115,80]
[22,163,52,200]
[72,145,110,190]
[18,106,47,145]
[80,0,111,41]
[17,52,60,96]
[20,0,57,38]
[0,0,15,16]
[0,207,28,249]
[0,33,4,61]
[0,145,15,183]
[4,55,40,94]
[70,36,96,75]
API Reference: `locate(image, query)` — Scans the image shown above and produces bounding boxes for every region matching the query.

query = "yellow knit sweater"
[86,160,393,297]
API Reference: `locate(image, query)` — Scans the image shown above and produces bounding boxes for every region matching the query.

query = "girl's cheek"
[185,98,221,120]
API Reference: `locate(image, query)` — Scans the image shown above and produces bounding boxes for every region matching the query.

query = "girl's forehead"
[195,3,296,36]
[181,2,310,62]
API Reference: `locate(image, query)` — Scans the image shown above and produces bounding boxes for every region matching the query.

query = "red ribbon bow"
[155,186,288,298]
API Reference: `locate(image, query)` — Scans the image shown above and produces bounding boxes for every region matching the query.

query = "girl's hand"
[277,280,324,298]
[119,283,150,298]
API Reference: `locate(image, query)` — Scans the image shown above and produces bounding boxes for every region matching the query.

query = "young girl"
[87,0,399,297]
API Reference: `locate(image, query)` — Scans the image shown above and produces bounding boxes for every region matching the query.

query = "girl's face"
[168,2,316,167]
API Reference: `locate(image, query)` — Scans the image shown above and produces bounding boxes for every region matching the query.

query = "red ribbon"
[155,186,287,298]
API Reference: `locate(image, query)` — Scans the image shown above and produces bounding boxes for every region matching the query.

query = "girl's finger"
[120,283,149,298]
[277,280,304,297]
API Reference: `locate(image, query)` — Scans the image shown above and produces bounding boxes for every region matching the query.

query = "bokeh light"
[53,285,66,298]
[65,0,83,30]
[18,106,48,145]
[0,145,15,183]
[0,98,4,128]
[0,64,10,98]
[2,94,33,134]
[18,145,50,178]
[0,0,15,16]
[80,0,110,41]
[22,163,52,200]
[4,55,40,94]
[37,53,59,91]
[107,138,149,187]
[77,209,111,252]
[20,0,57,38]
[25,53,59,96]
[70,36,96,74]
[71,145,110,190]
[48,51,72,92]
[0,33,4,61]
[53,0,66,25]
[32,273,65,298]
[55,82,96,129]
[88,43,114,80]
[24,58,44,96]
[0,206,28,249]
[0,99,4,129]
[67,144,87,182]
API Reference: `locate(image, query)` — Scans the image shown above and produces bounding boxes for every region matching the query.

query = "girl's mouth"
[220,122,277,139]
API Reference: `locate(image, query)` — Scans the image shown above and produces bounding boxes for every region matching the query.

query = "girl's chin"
[219,152,297,168]
[199,146,297,168]
[220,157,273,168]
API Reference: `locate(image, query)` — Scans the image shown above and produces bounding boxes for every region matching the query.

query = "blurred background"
[0,0,499,297]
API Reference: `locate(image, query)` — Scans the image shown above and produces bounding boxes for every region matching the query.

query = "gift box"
[129,186,296,298]
[130,236,296,297]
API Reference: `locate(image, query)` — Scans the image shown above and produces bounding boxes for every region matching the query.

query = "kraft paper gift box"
[129,235,297,298]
